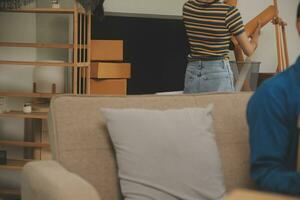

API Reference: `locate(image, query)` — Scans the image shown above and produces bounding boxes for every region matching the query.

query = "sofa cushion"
[49,93,253,200]
[101,105,225,200]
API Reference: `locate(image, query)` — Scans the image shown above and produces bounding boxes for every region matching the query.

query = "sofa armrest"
[22,160,101,200]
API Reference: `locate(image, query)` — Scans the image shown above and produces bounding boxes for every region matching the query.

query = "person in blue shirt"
[247,3,300,196]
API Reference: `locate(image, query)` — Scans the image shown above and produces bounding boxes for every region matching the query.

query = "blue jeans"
[183,59,235,93]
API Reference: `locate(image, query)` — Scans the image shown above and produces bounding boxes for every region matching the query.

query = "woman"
[183,0,261,93]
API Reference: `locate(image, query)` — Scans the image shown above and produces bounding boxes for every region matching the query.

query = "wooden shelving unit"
[0,1,91,94]
[0,188,21,197]
[0,158,30,171]
[0,140,50,148]
[0,92,59,98]
[0,41,73,49]
[0,1,91,196]
[0,42,87,49]
[0,111,48,119]
[0,60,75,67]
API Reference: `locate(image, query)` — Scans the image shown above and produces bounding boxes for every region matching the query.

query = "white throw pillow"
[101,105,225,200]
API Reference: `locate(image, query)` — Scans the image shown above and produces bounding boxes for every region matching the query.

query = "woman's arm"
[235,22,261,57]
[225,6,261,57]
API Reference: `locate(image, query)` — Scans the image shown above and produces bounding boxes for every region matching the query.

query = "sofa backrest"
[48,93,253,200]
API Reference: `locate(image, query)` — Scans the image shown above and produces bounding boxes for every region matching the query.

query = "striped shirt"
[183,0,245,59]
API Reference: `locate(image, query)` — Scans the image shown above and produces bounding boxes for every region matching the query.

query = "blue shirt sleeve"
[247,84,300,196]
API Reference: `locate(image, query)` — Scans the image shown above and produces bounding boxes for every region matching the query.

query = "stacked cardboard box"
[90,40,131,95]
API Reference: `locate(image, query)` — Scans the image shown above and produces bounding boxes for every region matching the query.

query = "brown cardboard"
[90,79,127,95]
[91,62,131,79]
[91,40,123,61]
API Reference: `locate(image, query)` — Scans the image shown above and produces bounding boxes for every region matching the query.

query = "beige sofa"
[21,92,254,200]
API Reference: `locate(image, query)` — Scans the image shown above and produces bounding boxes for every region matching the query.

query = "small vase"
[51,0,60,8]
[23,103,32,114]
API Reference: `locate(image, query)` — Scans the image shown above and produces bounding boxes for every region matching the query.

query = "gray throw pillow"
[101,105,225,200]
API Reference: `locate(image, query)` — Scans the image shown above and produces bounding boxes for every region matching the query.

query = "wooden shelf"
[0,188,20,196]
[0,158,30,171]
[0,42,87,49]
[0,8,75,14]
[0,60,89,68]
[0,60,74,67]
[0,111,48,119]
[0,92,60,98]
[0,140,50,148]
[0,42,73,49]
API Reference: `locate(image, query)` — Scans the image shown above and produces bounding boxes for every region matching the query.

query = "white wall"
[104,0,186,18]
[0,2,36,190]
[239,0,299,72]
[104,0,300,72]
[36,0,71,61]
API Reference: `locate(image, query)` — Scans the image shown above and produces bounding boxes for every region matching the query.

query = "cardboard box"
[90,79,127,95]
[91,62,131,79]
[91,40,123,61]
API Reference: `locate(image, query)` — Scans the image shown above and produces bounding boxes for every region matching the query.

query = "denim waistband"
[187,56,225,62]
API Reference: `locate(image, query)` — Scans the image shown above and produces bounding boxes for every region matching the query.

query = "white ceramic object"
[51,0,60,8]
[23,103,32,114]
[34,60,65,93]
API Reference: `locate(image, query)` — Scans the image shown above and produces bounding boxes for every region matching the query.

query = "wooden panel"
[0,42,73,49]
[0,111,48,119]
[0,60,74,67]
[0,159,29,171]
[90,79,127,95]
[41,120,52,160]
[91,62,131,79]
[0,188,20,197]
[0,140,49,148]
[257,72,275,87]
[0,92,58,98]
[91,40,123,61]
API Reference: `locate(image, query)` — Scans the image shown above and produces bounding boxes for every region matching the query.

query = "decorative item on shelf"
[23,103,32,114]
[0,150,7,165]
[77,0,105,20]
[50,0,60,8]
[0,96,7,113]
[0,0,34,9]
[33,60,65,94]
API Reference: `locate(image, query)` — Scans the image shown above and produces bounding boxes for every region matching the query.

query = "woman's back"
[183,0,244,59]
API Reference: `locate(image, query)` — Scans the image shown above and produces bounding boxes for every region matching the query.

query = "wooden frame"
[228,0,289,91]
[0,2,91,197]
[0,0,91,95]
